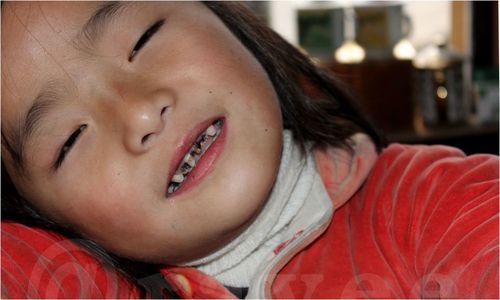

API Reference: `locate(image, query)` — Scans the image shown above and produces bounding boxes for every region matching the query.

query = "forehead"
[1,1,99,74]
[1,2,98,123]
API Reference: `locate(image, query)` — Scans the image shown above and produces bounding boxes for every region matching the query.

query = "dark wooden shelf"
[386,123,499,155]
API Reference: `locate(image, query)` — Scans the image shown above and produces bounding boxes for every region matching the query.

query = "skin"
[1,2,283,263]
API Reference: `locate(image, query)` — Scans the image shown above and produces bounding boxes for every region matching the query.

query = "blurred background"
[246,1,499,154]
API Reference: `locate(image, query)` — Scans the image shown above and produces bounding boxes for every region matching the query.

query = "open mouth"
[167,119,224,195]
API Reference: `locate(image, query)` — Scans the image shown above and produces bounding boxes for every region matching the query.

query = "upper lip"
[166,116,222,195]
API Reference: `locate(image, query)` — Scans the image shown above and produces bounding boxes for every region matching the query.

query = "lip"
[166,117,227,198]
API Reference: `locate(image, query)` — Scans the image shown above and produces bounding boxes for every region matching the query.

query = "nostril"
[139,106,168,147]
[161,106,168,116]
[141,133,153,145]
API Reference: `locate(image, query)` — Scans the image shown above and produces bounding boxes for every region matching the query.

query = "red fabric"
[1,222,140,298]
[272,144,499,298]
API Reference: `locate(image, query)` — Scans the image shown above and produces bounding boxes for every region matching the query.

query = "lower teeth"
[167,119,223,194]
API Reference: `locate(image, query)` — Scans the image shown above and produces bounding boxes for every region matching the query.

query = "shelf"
[386,123,499,155]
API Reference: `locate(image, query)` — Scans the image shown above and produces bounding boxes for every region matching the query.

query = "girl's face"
[2,2,282,263]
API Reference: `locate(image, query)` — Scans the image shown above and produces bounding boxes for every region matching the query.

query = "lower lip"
[167,119,227,198]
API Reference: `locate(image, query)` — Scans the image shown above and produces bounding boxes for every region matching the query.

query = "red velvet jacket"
[2,144,498,298]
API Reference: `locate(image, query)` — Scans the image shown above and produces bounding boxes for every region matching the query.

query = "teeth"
[172,174,185,183]
[167,119,224,195]
[180,163,193,175]
[206,125,216,136]
[168,184,179,194]
[184,153,196,167]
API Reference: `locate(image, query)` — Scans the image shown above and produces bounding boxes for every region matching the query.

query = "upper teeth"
[184,153,196,167]
[206,125,216,136]
[167,119,223,195]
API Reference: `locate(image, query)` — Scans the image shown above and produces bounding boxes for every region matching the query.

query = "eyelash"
[55,124,87,169]
[128,19,165,62]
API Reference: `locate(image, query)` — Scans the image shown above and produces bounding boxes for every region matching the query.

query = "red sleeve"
[1,222,141,298]
[273,144,499,298]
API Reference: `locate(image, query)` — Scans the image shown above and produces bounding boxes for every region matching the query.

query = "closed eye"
[54,124,87,169]
[128,19,165,62]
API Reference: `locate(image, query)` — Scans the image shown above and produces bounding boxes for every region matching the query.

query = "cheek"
[71,184,172,258]
[48,168,154,245]
[202,114,283,232]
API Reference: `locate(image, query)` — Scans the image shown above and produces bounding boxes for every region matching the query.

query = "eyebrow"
[75,1,133,49]
[8,83,61,170]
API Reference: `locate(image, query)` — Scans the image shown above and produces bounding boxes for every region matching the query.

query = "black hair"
[1,2,385,298]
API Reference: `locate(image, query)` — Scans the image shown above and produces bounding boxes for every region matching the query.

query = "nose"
[117,89,174,154]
